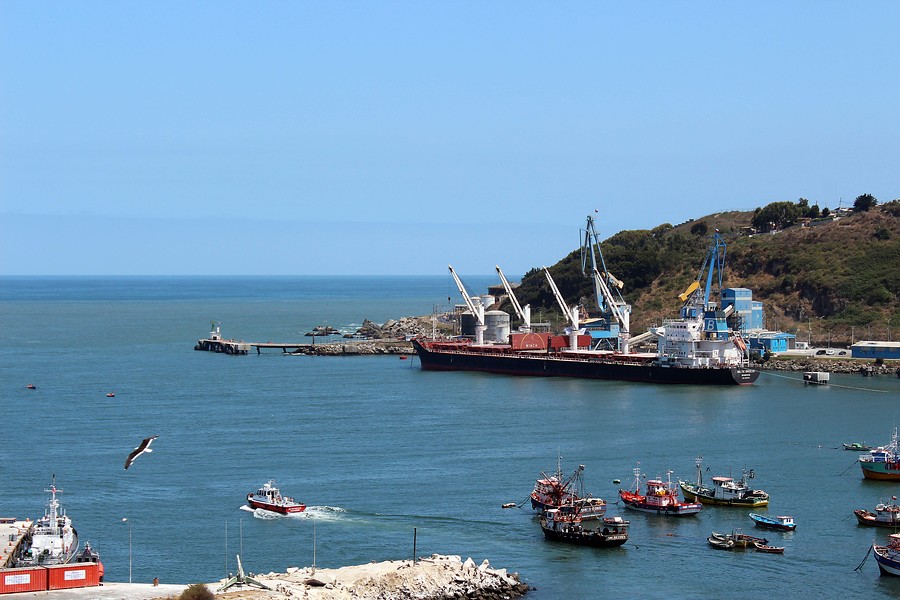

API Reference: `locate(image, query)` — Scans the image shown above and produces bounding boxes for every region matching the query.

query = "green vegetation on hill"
[511,198,900,345]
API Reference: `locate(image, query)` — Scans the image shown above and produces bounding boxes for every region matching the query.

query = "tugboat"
[678,456,769,507]
[859,428,900,481]
[247,480,306,514]
[854,497,900,527]
[16,477,79,566]
[618,465,702,516]
[874,534,900,576]
[539,508,629,548]
[531,459,606,519]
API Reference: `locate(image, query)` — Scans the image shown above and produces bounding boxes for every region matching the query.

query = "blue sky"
[1,2,897,276]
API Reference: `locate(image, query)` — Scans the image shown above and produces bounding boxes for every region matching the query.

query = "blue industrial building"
[851,341,900,360]
[747,331,796,354]
[721,288,763,333]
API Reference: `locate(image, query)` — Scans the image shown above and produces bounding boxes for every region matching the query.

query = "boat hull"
[854,509,900,528]
[539,525,627,548]
[412,340,758,386]
[874,547,900,576]
[247,499,306,514]
[618,491,701,516]
[860,462,900,481]
[749,514,796,531]
[679,484,769,507]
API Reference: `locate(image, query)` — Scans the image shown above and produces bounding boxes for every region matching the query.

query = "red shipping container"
[0,566,47,594]
[510,332,548,351]
[46,562,100,590]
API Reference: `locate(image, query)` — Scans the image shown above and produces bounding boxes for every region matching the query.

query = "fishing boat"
[843,442,872,451]
[539,509,629,548]
[859,428,900,481]
[709,530,768,549]
[412,228,758,386]
[854,497,900,528]
[16,477,79,566]
[873,534,900,576]
[530,460,606,519]
[679,456,769,507]
[754,543,785,554]
[749,513,796,531]
[618,465,702,516]
[247,480,306,514]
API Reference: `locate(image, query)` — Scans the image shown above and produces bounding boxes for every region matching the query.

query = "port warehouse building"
[851,341,900,360]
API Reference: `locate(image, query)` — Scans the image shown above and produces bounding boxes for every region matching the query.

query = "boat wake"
[239,505,347,521]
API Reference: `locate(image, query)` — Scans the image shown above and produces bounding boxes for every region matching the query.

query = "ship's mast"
[44,476,62,535]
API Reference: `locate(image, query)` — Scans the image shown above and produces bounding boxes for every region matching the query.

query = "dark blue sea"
[1,276,898,599]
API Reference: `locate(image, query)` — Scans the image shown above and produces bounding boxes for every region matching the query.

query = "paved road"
[8,582,190,599]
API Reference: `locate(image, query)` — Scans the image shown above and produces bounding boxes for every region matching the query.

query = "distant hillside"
[511,200,900,346]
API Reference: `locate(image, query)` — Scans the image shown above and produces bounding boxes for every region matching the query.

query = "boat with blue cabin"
[749,513,796,531]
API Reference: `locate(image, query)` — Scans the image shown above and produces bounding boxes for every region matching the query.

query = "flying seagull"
[124,435,158,470]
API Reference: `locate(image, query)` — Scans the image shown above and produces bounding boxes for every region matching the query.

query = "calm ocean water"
[1,276,899,599]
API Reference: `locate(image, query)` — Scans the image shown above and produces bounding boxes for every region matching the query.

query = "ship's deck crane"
[580,214,632,351]
[449,265,485,345]
[544,267,580,352]
[495,265,531,333]
[679,230,726,315]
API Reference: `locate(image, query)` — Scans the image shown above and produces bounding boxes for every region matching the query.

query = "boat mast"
[632,465,642,493]
[694,456,703,487]
[44,475,62,535]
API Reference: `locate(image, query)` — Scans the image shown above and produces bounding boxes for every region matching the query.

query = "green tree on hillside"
[752,201,803,231]
[854,193,878,212]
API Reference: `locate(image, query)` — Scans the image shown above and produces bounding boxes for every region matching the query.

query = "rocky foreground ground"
[212,555,529,600]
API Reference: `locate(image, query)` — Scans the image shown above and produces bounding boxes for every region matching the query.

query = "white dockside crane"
[543,267,581,352]
[495,265,531,333]
[449,265,486,346]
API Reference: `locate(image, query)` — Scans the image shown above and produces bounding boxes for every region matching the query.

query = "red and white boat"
[247,481,306,514]
[531,459,606,519]
[619,465,702,516]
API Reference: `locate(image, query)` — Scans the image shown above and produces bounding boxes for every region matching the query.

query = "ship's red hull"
[247,499,306,514]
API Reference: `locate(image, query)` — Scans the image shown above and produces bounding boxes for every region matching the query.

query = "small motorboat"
[709,530,768,549]
[843,442,873,451]
[399,355,408,360]
[106,392,116,397]
[754,542,785,554]
[247,480,306,514]
[26,384,36,390]
[749,513,796,531]
[501,502,516,509]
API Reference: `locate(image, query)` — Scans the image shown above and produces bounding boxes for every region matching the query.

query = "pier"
[194,323,414,356]
[0,518,31,568]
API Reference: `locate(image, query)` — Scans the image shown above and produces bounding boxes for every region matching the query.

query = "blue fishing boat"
[874,534,900,576]
[749,513,796,531]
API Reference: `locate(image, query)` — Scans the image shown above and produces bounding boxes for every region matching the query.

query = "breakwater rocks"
[760,358,898,376]
[214,555,529,600]
[291,339,414,356]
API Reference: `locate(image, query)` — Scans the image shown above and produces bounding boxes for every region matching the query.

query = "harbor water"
[1,276,898,599]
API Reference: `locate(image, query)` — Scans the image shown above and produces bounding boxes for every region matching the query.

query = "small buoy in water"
[612,479,621,485]
[502,502,516,509]
[399,355,408,360]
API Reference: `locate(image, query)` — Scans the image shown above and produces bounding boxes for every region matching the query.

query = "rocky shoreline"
[213,555,530,600]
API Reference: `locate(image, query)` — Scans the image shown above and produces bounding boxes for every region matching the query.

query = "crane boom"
[495,265,531,332]
[448,265,485,345]
[544,268,580,351]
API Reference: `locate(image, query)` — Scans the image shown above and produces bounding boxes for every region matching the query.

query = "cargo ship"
[414,226,758,386]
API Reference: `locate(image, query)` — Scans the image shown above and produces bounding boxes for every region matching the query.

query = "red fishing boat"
[247,481,306,514]
[531,459,606,519]
[618,465,702,516]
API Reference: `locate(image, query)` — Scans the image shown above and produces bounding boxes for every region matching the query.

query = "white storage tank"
[484,310,511,343]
